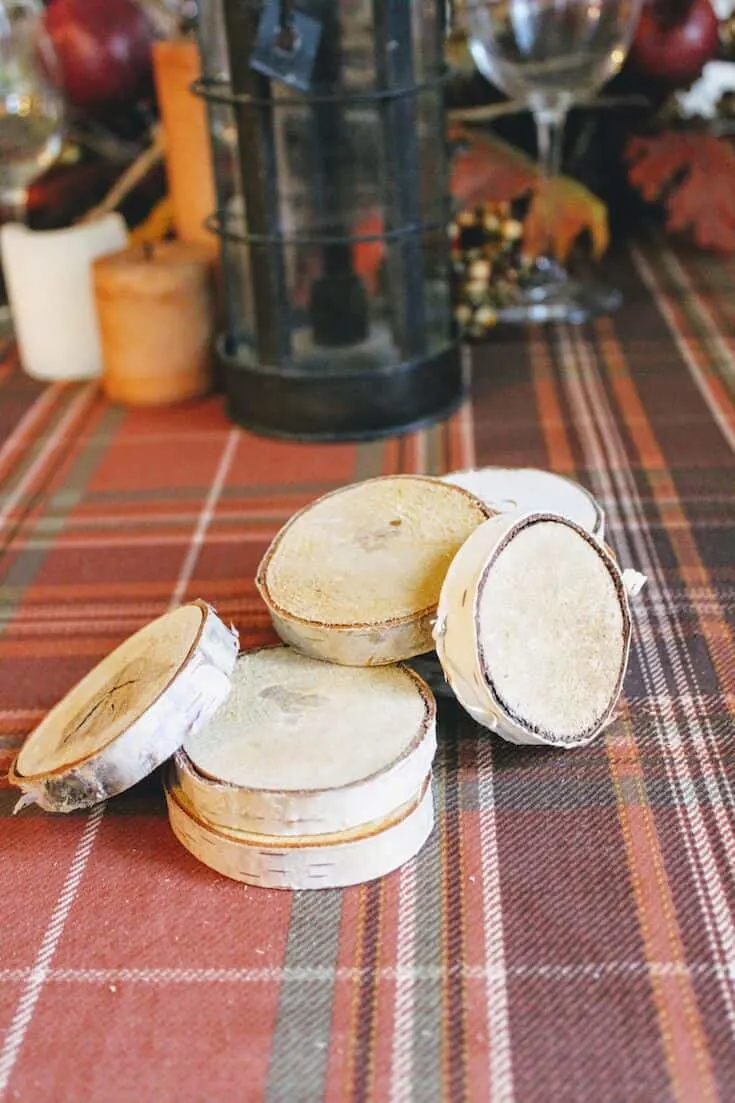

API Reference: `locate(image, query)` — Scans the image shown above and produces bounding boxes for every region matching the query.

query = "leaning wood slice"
[10,602,239,813]
[176,646,436,835]
[411,566,644,703]
[411,566,645,702]
[434,512,632,748]
[443,467,605,540]
[256,476,493,666]
[165,770,434,889]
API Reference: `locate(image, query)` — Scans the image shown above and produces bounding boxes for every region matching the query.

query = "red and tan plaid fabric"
[0,236,733,1102]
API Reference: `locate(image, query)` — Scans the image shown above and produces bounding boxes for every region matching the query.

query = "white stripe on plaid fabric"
[2,532,284,550]
[453,370,517,1103]
[574,317,735,877]
[657,244,735,395]
[477,738,515,1103]
[169,427,240,609]
[0,803,105,1096]
[630,243,735,453]
[0,962,733,983]
[390,427,437,1103]
[561,326,735,1035]
[8,511,735,551]
[26,505,300,528]
[0,384,97,532]
[571,328,735,836]
[574,331,735,1043]
[1,598,267,623]
[389,856,417,1103]
[560,326,724,1094]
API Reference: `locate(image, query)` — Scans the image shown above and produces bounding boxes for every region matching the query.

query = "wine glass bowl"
[0,0,64,215]
[466,0,643,324]
[469,0,641,108]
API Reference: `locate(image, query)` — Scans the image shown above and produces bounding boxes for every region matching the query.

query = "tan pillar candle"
[93,242,215,407]
[152,38,216,250]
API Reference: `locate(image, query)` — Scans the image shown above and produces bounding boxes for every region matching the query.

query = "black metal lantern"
[196,0,464,441]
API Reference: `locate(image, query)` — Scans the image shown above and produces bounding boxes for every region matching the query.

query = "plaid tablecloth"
[0,237,733,1103]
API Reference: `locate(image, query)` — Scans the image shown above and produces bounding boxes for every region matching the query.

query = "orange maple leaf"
[524,176,609,264]
[450,126,538,207]
[450,127,610,264]
[626,132,735,253]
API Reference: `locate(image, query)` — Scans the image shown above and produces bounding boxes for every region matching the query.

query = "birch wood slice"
[10,602,239,813]
[256,476,493,666]
[443,467,605,539]
[434,512,632,748]
[175,646,436,836]
[165,770,434,889]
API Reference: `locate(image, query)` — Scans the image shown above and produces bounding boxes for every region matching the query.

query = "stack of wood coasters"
[166,649,436,889]
[166,476,488,887]
[9,471,646,888]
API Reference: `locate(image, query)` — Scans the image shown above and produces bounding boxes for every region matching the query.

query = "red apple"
[628,0,720,87]
[44,0,159,113]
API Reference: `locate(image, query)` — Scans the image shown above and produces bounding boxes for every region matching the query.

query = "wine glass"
[466,0,643,323]
[0,0,64,221]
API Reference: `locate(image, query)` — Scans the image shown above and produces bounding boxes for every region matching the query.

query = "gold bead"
[468,259,492,283]
[465,280,487,304]
[502,219,524,242]
[475,306,498,329]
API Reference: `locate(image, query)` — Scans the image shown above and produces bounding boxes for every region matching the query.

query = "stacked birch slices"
[167,651,436,889]
[10,472,646,888]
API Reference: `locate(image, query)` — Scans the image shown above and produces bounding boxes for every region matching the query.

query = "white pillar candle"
[0,215,128,382]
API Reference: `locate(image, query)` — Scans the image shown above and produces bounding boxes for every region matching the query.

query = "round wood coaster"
[10,602,238,812]
[175,646,437,837]
[165,770,434,889]
[256,475,492,666]
[443,467,605,539]
[434,512,632,747]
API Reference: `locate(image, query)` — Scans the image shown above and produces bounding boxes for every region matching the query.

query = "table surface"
[0,237,733,1103]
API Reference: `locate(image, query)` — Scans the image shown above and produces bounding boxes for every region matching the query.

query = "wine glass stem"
[535,107,566,183]
[533,107,568,276]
